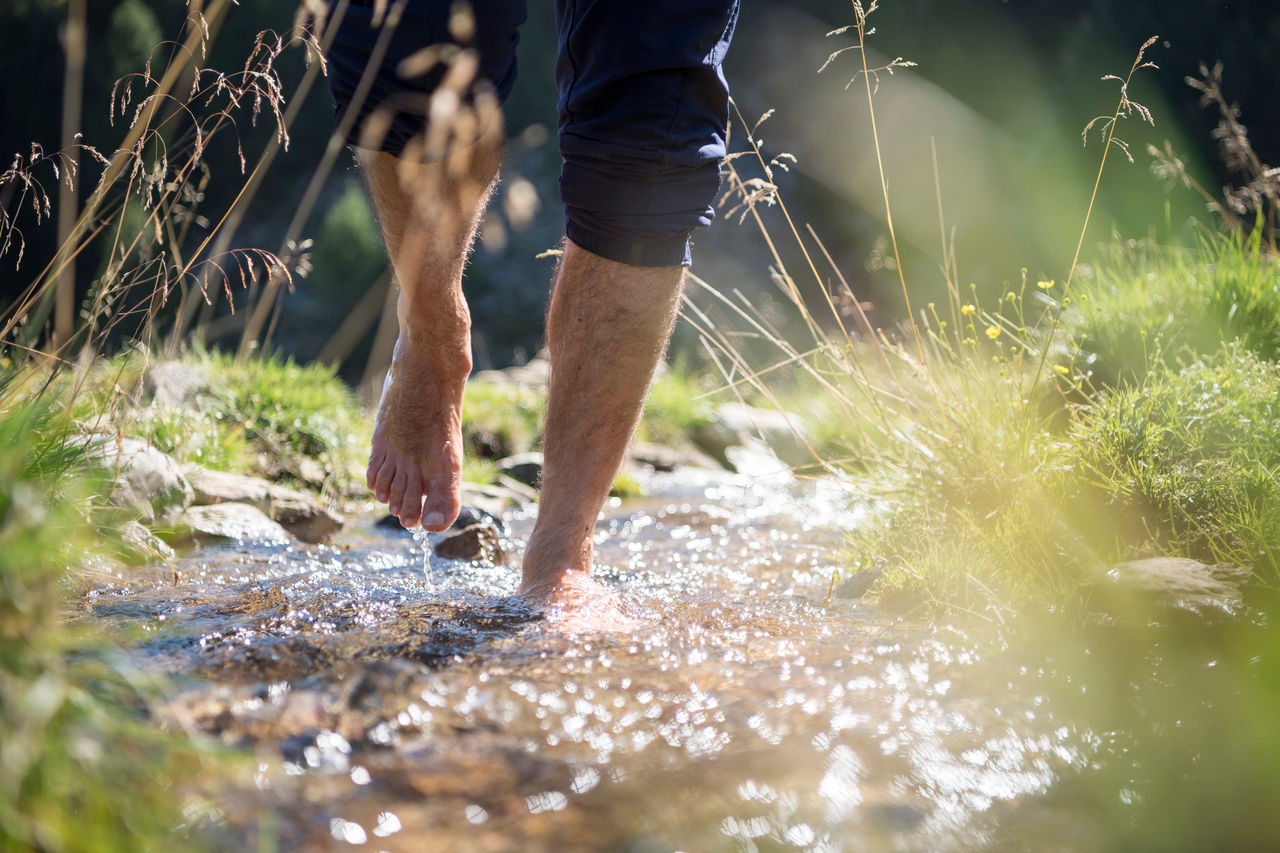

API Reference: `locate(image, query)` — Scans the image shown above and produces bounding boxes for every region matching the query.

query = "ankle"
[520,535,592,590]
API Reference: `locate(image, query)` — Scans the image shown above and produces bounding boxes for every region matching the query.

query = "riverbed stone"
[86,436,193,522]
[144,360,212,406]
[1086,557,1249,619]
[186,466,272,506]
[183,465,343,542]
[117,520,177,563]
[432,522,505,564]
[497,452,543,489]
[177,503,293,546]
[694,402,815,470]
[470,351,550,388]
[267,487,344,543]
[629,441,722,472]
[459,481,533,518]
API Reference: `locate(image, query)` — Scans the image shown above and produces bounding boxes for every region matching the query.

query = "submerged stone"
[1087,556,1249,619]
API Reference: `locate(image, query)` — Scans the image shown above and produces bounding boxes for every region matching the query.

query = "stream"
[74,462,1278,851]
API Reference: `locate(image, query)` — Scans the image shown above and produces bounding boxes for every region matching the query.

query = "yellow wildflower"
[985,325,1002,340]
[1037,279,1055,290]
[961,304,976,316]
[1053,364,1070,375]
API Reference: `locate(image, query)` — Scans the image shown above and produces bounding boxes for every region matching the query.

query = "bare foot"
[519,570,638,634]
[367,328,470,532]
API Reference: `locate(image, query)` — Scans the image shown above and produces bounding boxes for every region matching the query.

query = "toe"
[367,449,387,490]
[387,466,408,516]
[373,457,395,503]
[421,476,461,533]
[399,470,424,528]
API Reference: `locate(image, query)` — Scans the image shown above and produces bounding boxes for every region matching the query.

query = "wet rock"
[183,466,343,543]
[494,475,538,503]
[267,487,343,543]
[724,437,790,476]
[85,436,193,522]
[836,566,885,599]
[117,520,176,563]
[1086,557,1249,619]
[186,466,272,506]
[866,802,929,831]
[497,452,543,489]
[176,502,293,547]
[694,403,814,470]
[460,481,533,518]
[144,360,212,407]
[375,513,414,533]
[470,351,550,388]
[377,504,508,536]
[453,504,506,534]
[294,456,328,488]
[433,523,505,564]
[628,441,722,472]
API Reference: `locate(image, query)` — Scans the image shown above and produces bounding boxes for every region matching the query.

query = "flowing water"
[74,462,1280,852]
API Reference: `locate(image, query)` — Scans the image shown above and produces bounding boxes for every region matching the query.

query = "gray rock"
[459,481,533,518]
[432,522,505,563]
[693,403,815,471]
[1086,557,1249,619]
[471,352,550,388]
[183,466,343,543]
[145,361,212,407]
[117,520,176,563]
[497,451,543,489]
[629,441,723,472]
[494,475,538,502]
[177,503,293,546]
[86,436,193,522]
[185,466,272,506]
[265,486,344,543]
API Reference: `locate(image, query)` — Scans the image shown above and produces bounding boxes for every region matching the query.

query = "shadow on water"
[73,464,1280,852]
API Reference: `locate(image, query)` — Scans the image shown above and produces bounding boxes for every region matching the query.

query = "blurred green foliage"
[0,398,212,852]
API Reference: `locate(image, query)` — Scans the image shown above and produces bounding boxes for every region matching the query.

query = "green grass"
[461,379,546,460]
[635,364,716,445]
[1072,343,1280,577]
[63,349,370,497]
[1069,228,1280,389]
[829,234,1280,613]
[0,397,214,852]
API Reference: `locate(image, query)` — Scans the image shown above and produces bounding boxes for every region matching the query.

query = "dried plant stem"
[54,0,86,350]
[1028,37,1158,398]
[853,5,923,369]
[16,0,233,359]
[238,0,397,358]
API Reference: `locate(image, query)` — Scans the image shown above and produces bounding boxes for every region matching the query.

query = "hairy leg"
[520,240,685,604]
[360,122,501,531]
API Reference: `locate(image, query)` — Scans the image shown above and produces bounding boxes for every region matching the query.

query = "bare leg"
[360,122,501,531]
[520,240,685,609]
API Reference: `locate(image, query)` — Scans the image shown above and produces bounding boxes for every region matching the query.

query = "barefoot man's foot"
[355,138,499,533]
[368,329,469,532]
[519,569,639,634]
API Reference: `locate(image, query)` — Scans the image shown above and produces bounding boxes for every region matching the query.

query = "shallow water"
[74,464,1275,851]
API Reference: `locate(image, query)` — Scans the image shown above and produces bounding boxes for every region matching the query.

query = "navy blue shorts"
[323,0,739,267]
